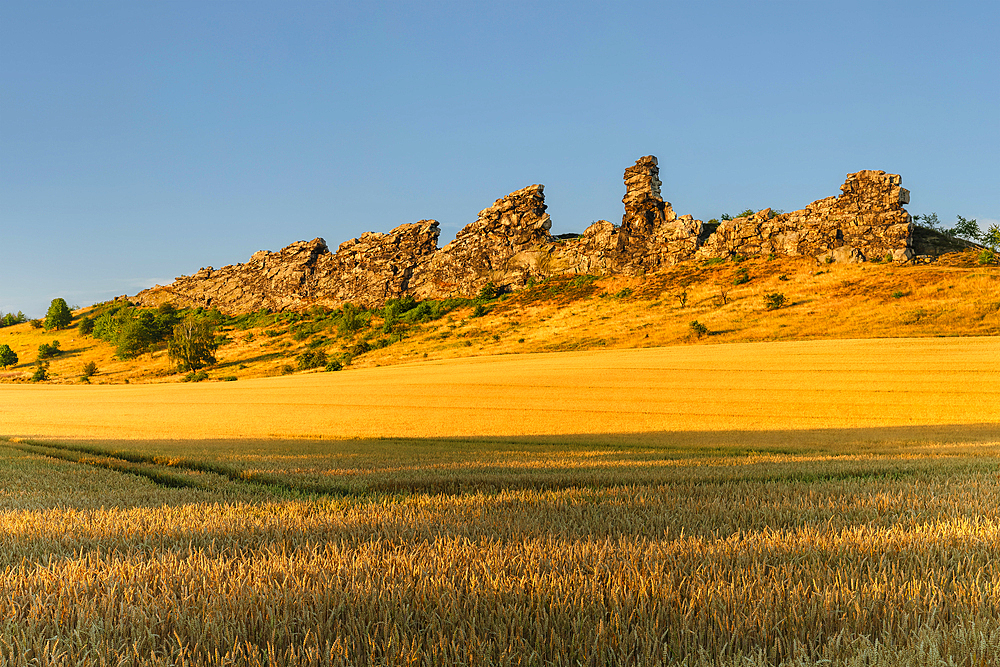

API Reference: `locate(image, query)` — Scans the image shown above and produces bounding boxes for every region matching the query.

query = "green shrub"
[689,321,709,338]
[296,350,328,370]
[979,249,997,266]
[891,291,905,299]
[615,288,633,299]
[82,361,98,377]
[220,376,237,382]
[183,370,209,382]
[29,319,43,329]
[472,304,489,318]
[734,268,750,285]
[348,341,372,357]
[37,340,61,360]
[477,282,499,301]
[325,360,343,372]
[778,274,789,281]
[78,316,95,335]
[0,344,17,369]
[0,311,27,328]
[31,364,48,382]
[764,292,787,310]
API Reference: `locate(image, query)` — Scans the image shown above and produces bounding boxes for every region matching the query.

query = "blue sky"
[2,1,997,316]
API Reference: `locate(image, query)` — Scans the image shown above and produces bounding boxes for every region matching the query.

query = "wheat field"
[3,337,1000,665]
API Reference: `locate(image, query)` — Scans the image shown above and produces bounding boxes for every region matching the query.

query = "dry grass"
[6,437,1000,665]
[1,337,998,441]
[0,257,997,384]
[2,282,999,664]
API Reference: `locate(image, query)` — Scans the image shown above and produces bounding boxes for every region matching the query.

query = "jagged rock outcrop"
[313,220,440,306]
[551,156,701,275]
[618,155,702,270]
[133,157,921,314]
[697,170,913,262]
[410,184,553,298]
[137,238,332,312]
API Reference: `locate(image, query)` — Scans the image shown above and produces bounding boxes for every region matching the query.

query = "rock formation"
[697,170,913,262]
[133,157,920,314]
[410,184,553,299]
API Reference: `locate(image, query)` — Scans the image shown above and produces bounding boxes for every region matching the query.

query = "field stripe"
[1,337,997,441]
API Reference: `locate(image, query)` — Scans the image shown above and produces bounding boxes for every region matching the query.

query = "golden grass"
[2,322,999,664]
[7,440,1000,665]
[0,257,997,384]
[2,337,997,441]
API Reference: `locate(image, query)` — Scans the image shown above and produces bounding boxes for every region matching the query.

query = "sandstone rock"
[698,170,912,262]
[411,184,553,298]
[133,157,919,314]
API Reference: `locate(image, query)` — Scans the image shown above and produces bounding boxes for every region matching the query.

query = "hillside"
[1,250,997,385]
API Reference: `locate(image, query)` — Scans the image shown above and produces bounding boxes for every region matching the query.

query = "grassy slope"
[1,252,997,385]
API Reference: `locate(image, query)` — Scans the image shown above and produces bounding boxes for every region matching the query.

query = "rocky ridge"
[134,157,925,313]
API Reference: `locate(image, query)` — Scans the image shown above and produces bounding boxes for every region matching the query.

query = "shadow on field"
[7,422,1000,500]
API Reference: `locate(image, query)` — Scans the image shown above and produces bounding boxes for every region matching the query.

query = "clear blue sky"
[2,1,997,316]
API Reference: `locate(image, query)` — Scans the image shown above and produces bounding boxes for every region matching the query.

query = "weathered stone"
[133,157,922,314]
[698,170,913,263]
[411,184,553,298]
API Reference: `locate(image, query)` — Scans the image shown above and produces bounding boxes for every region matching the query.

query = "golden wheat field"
[3,337,1000,665]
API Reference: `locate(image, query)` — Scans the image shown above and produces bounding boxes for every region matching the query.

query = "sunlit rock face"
[133,158,916,313]
[697,170,913,263]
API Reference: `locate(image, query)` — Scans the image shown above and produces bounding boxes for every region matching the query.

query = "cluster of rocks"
[133,156,922,313]
[697,170,913,263]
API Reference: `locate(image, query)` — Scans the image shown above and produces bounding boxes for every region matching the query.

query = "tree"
[45,298,73,330]
[167,314,220,371]
[949,215,982,242]
[984,224,1000,251]
[0,344,17,369]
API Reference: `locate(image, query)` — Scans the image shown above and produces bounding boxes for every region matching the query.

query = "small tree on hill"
[0,344,17,369]
[45,298,73,330]
[949,215,982,242]
[168,314,220,372]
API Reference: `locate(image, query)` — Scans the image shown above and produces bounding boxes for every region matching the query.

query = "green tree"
[0,344,17,369]
[44,298,73,330]
[984,224,1000,251]
[949,215,981,241]
[167,315,220,371]
[78,315,95,335]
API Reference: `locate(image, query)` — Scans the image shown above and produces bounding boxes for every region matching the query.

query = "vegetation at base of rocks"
[719,208,757,221]
[764,292,787,310]
[914,212,996,246]
[44,297,73,330]
[92,302,184,359]
[168,315,221,372]
[77,315,95,335]
[2,253,998,384]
